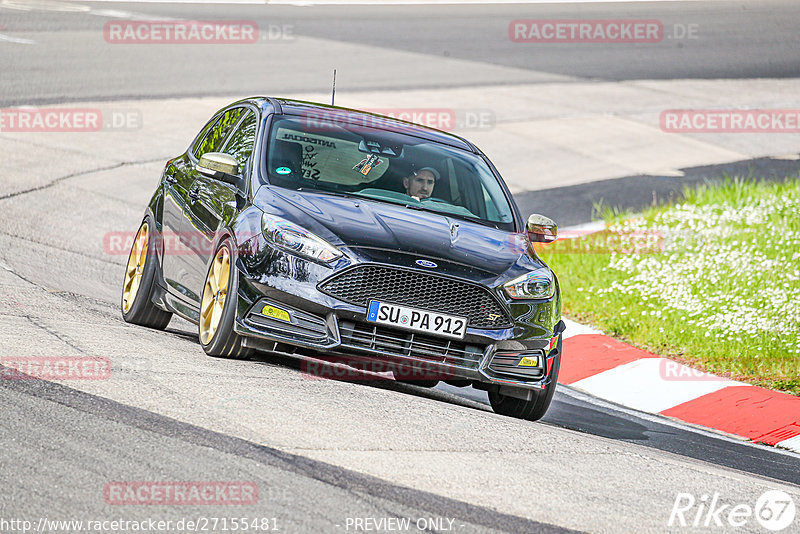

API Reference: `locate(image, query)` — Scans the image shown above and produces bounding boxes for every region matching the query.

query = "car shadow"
[162,326,653,436]
[246,349,494,414]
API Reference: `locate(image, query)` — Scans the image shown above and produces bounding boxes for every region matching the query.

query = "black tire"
[121,217,172,330]
[488,353,560,422]
[200,239,252,360]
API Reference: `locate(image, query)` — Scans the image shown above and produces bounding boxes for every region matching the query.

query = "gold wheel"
[122,222,149,314]
[200,245,230,345]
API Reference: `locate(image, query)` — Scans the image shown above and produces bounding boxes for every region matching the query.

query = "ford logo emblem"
[415,259,438,268]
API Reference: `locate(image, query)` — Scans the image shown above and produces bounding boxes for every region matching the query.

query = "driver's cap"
[415,167,440,180]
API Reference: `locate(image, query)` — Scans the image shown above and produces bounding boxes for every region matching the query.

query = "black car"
[121,97,565,421]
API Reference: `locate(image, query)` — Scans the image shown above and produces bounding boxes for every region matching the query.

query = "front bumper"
[234,234,562,390]
[235,291,564,392]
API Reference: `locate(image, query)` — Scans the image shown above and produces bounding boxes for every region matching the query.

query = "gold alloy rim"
[200,245,230,345]
[122,222,149,314]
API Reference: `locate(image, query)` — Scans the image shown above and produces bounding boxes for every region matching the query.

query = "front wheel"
[121,218,172,330]
[488,355,559,421]
[199,239,252,360]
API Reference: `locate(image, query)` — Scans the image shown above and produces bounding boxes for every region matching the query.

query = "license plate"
[366,300,468,340]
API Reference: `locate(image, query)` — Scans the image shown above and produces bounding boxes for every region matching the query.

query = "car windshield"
[263,115,516,230]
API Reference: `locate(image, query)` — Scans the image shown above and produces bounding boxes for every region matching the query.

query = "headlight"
[261,213,342,263]
[503,269,555,299]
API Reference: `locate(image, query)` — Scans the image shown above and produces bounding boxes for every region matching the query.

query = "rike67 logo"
[669,490,796,531]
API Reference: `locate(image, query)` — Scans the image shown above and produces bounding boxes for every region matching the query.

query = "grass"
[538,177,800,395]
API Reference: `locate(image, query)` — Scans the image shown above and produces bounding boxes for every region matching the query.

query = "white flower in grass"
[594,190,799,342]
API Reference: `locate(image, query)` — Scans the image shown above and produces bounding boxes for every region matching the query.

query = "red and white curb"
[559,319,800,453]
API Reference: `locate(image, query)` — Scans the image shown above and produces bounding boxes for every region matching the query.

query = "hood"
[254,187,530,277]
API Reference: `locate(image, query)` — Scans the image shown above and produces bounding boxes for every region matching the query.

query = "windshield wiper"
[296,187,353,199]
[403,202,502,230]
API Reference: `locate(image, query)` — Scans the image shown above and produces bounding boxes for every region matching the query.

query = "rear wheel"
[488,355,559,421]
[121,218,172,329]
[199,239,252,360]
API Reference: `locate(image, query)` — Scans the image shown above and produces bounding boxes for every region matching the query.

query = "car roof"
[244,97,476,152]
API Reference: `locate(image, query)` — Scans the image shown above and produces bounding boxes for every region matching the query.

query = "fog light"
[262,304,290,322]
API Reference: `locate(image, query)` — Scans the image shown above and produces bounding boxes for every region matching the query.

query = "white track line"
[777,435,800,454]
[561,317,602,338]
[0,33,34,44]
[89,8,180,19]
[272,0,716,3]
[64,0,721,4]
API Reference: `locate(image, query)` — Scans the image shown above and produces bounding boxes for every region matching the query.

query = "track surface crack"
[0,158,164,201]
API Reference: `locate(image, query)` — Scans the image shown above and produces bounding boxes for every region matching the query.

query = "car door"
[179,106,253,305]
[161,112,223,304]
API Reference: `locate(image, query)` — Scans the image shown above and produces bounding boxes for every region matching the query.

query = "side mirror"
[196,152,242,188]
[526,214,558,243]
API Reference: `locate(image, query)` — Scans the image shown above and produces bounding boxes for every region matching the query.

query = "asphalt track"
[1,1,800,532]
[2,0,800,105]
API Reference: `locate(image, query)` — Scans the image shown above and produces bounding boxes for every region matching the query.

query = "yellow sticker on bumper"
[518,356,539,367]
[262,305,290,322]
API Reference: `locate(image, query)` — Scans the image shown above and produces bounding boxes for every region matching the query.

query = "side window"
[194,107,245,159]
[452,159,487,219]
[221,110,257,166]
[444,159,463,206]
[482,185,501,221]
[190,116,218,156]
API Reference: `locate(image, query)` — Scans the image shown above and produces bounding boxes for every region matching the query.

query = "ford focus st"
[121,97,565,421]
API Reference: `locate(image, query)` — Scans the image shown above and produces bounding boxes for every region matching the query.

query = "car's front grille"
[319,265,512,329]
[338,321,485,370]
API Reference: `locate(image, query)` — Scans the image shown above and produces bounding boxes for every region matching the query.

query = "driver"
[403,167,439,201]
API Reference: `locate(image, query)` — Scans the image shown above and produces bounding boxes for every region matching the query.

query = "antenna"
[331,69,336,106]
